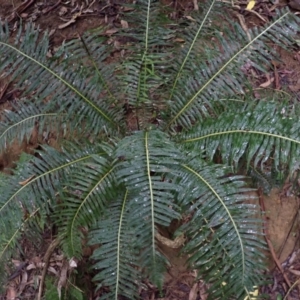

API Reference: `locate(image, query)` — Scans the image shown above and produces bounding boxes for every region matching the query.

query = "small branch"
[37,237,61,300]
[7,0,36,22]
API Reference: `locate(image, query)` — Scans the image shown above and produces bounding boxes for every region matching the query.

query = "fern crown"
[0,1,299,298]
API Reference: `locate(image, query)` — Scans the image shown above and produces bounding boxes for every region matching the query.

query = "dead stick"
[8,0,36,22]
[37,237,61,300]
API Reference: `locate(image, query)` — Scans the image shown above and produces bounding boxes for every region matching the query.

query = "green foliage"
[0,0,299,298]
[45,277,83,300]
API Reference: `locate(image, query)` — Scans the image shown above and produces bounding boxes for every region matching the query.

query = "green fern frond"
[0,101,61,151]
[0,22,121,134]
[89,190,140,300]
[180,101,300,175]
[166,8,299,129]
[115,130,181,286]
[118,0,176,128]
[54,150,117,257]
[0,143,106,263]
[176,158,265,299]
[1,0,300,298]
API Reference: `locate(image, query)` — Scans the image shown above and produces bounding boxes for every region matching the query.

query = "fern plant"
[0,1,300,298]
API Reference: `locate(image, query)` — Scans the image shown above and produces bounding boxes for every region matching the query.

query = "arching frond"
[0,143,106,272]
[166,8,300,129]
[115,130,181,286]
[176,157,266,299]
[55,149,118,257]
[89,190,140,300]
[179,101,300,177]
[0,22,122,134]
[119,0,175,128]
[0,101,61,152]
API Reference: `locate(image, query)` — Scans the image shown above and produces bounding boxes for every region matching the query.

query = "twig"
[278,208,299,258]
[42,0,62,14]
[7,0,36,22]
[258,188,292,289]
[37,237,61,300]
[283,278,300,300]
[0,82,9,103]
[7,262,28,281]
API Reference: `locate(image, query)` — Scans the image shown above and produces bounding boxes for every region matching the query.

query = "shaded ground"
[0,0,300,299]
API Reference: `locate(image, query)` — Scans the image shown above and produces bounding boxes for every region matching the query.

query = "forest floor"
[1,0,300,299]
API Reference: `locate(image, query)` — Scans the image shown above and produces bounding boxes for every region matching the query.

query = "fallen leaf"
[58,18,76,29]
[259,77,274,88]
[6,285,17,300]
[174,38,185,43]
[185,16,196,22]
[122,6,135,12]
[189,283,198,300]
[105,28,118,36]
[289,78,300,92]
[57,260,68,299]
[19,175,35,186]
[121,20,129,29]
[246,0,256,10]
[69,257,77,268]
[58,6,68,16]
[19,271,28,294]
[288,268,300,276]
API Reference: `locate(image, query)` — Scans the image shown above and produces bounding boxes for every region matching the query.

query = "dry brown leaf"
[260,77,274,88]
[289,78,300,92]
[122,6,135,12]
[288,268,300,276]
[48,266,58,275]
[155,232,185,248]
[188,282,198,300]
[12,259,22,267]
[58,6,68,16]
[174,38,185,43]
[105,28,118,36]
[58,18,76,29]
[186,16,196,22]
[19,175,35,186]
[6,285,17,300]
[18,271,28,294]
[83,9,94,13]
[198,281,209,300]
[26,263,36,271]
[57,260,69,299]
[121,20,129,29]
[193,0,199,10]
[69,257,77,268]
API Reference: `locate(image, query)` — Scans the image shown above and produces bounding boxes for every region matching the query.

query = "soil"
[0,0,300,299]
